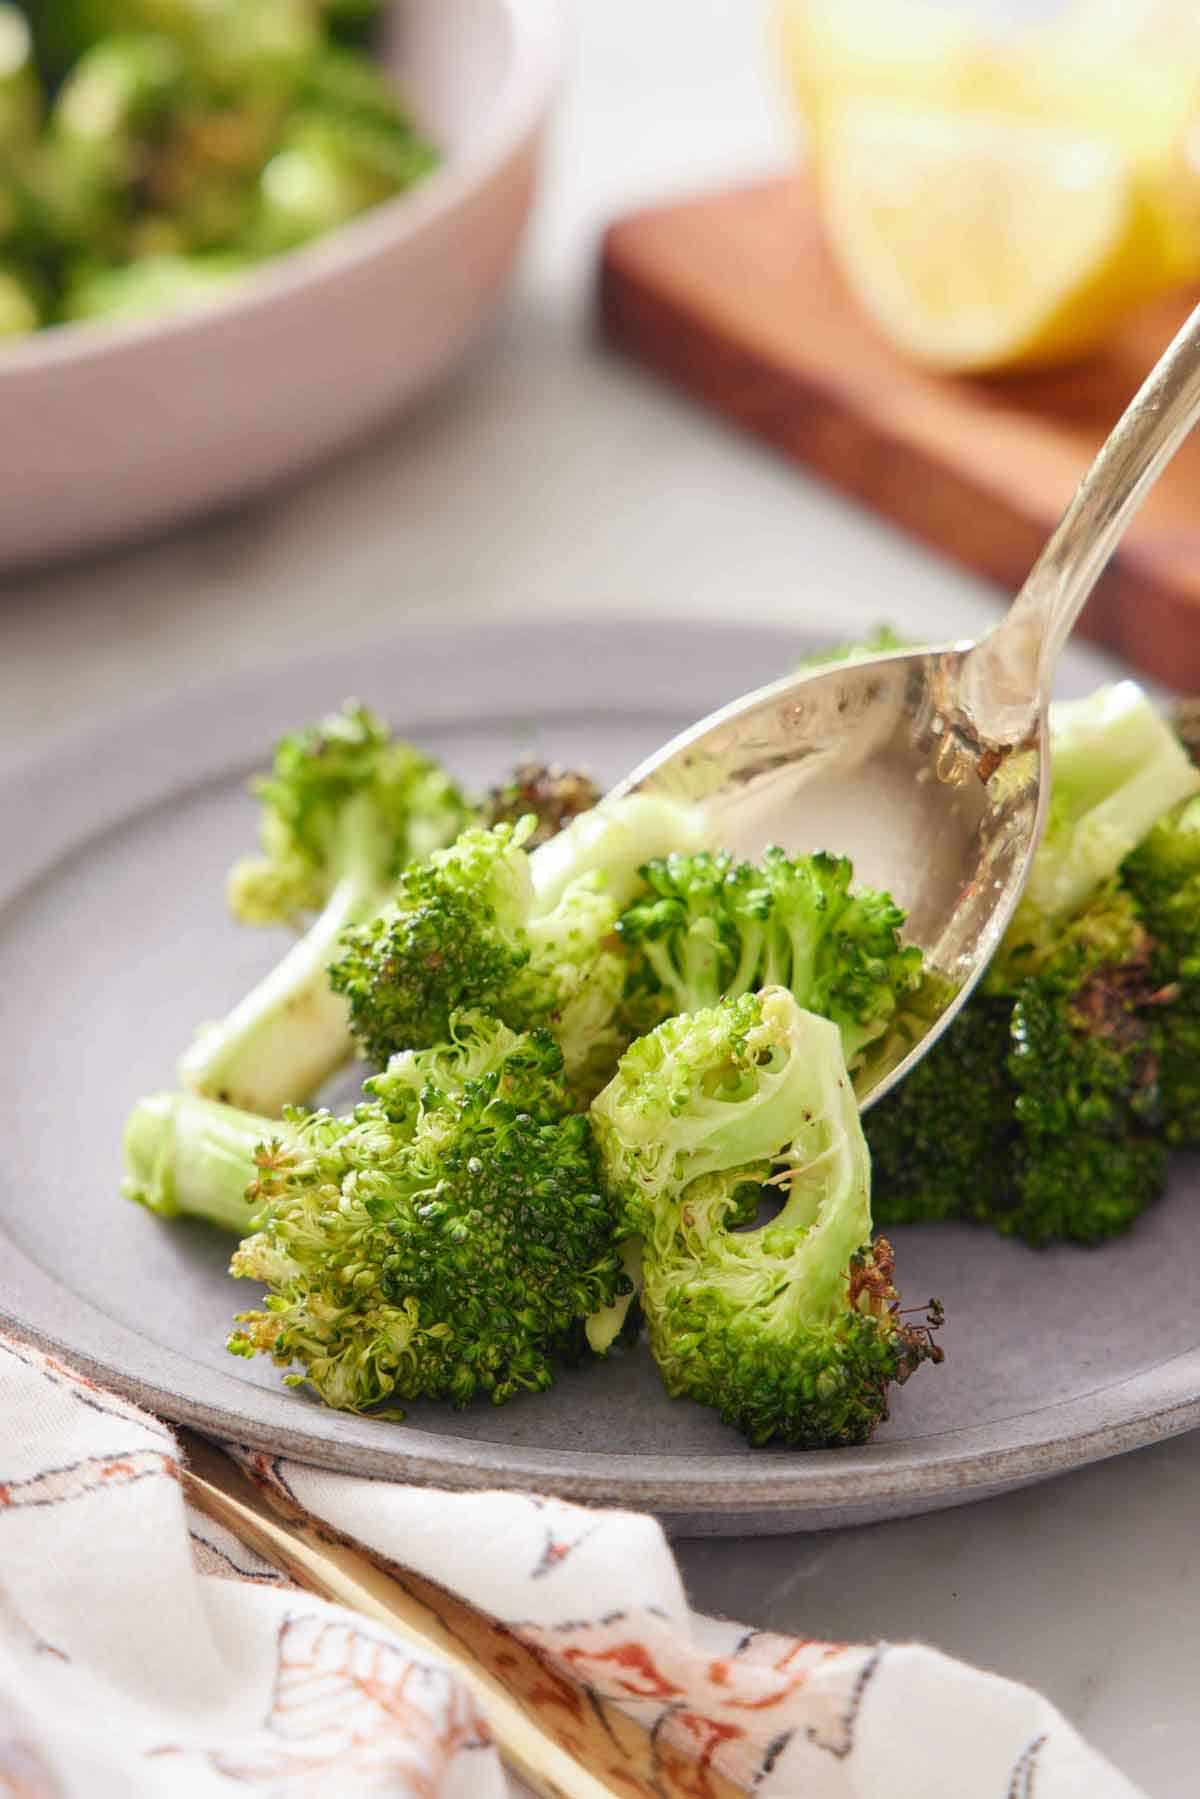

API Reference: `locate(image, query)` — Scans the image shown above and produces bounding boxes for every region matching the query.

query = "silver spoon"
[611,304,1200,1106]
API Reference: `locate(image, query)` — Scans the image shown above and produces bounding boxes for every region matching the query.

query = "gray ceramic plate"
[2,619,1198,1536]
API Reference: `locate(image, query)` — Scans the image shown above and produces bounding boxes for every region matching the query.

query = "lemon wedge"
[1027,1,1200,282]
[819,102,1173,374]
[774,0,1036,141]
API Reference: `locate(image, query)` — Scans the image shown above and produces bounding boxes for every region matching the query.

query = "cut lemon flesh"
[776,0,1200,367]
[775,0,1038,139]
[820,102,1170,373]
[1026,3,1200,281]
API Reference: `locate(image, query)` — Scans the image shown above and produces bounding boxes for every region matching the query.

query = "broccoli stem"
[529,793,708,913]
[584,1236,642,1355]
[123,1090,279,1234]
[1026,683,1200,922]
[181,791,399,1112]
[179,871,364,1113]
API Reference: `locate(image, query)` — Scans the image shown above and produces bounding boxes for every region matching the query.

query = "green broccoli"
[11,0,438,331]
[616,846,924,1076]
[50,31,183,145]
[863,678,1198,1246]
[40,32,186,248]
[127,85,284,256]
[590,987,943,1447]
[22,1,319,90]
[862,990,1014,1228]
[254,106,434,252]
[316,0,384,50]
[0,259,39,329]
[19,1,134,86]
[330,794,711,1099]
[128,1014,628,1412]
[1013,682,1199,935]
[61,248,247,317]
[867,885,1169,1245]
[797,624,906,669]
[0,7,39,150]
[123,1088,274,1234]
[480,759,601,848]
[179,702,473,1114]
[1122,794,1200,1146]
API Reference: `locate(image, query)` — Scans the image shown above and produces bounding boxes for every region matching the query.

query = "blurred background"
[14,0,1200,761]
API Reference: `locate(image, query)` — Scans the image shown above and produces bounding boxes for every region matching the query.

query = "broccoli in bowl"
[0,1,438,336]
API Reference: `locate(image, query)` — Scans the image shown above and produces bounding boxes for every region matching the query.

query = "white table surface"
[0,3,1194,1791]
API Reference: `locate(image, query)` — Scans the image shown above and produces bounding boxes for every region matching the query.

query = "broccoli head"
[1013,682,1199,937]
[1122,793,1200,1145]
[868,884,1169,1245]
[1003,971,1166,1244]
[617,846,923,1075]
[866,682,1196,1244]
[179,703,473,1114]
[127,1014,628,1412]
[590,988,942,1447]
[864,989,1014,1228]
[331,815,535,1063]
[1122,795,1200,963]
[330,795,710,1097]
[228,701,472,928]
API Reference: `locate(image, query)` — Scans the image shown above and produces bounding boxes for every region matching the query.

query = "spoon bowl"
[613,641,1044,1105]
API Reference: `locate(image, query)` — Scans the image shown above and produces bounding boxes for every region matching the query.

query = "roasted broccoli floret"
[331,794,710,1097]
[1001,974,1165,1245]
[863,990,1014,1228]
[180,703,473,1114]
[1122,794,1200,1145]
[127,1014,628,1412]
[864,679,1197,1245]
[617,846,923,1075]
[62,249,248,318]
[227,702,471,925]
[254,105,435,251]
[590,987,942,1447]
[480,760,601,848]
[1014,682,1199,934]
[868,884,1169,1245]
[11,0,438,329]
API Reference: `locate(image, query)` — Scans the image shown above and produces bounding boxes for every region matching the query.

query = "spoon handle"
[965,302,1200,740]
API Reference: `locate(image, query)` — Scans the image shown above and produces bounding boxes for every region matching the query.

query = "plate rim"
[3,613,1198,1519]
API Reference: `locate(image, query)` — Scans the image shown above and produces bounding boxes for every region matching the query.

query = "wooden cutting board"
[599,174,1200,691]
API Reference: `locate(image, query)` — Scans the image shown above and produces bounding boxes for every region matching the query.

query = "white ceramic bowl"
[0,0,560,570]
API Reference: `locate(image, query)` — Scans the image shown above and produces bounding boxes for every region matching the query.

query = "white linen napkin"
[0,1330,1143,1798]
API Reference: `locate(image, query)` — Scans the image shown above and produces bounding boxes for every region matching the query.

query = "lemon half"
[775,0,1037,139]
[820,102,1171,374]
